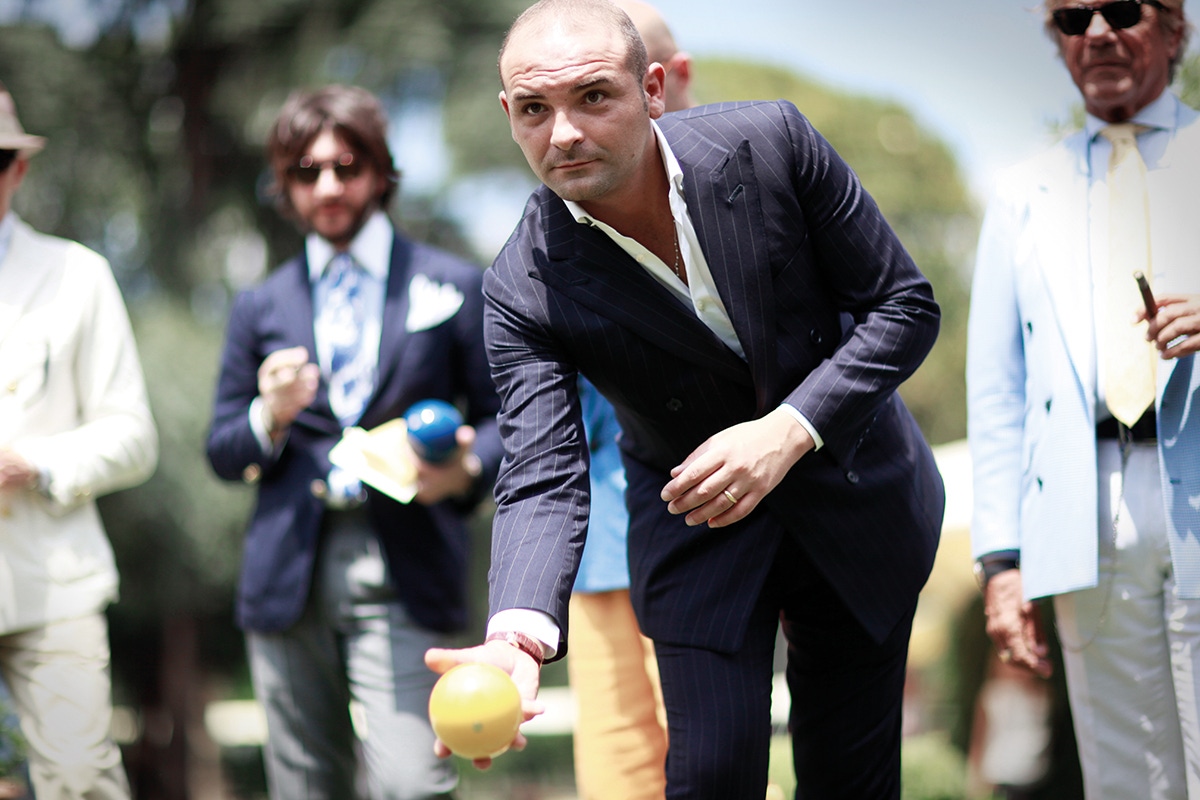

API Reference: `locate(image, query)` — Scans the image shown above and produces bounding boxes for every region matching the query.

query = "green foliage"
[901,733,968,800]
[693,59,978,444]
[100,300,253,624]
[0,694,25,780]
[1177,52,1200,109]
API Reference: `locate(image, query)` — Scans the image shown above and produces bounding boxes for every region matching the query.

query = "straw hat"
[0,84,45,156]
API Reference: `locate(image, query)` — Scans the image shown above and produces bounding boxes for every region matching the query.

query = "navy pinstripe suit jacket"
[484,100,945,660]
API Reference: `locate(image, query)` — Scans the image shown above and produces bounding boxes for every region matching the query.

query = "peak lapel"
[536,199,750,386]
[374,235,412,396]
[679,133,777,412]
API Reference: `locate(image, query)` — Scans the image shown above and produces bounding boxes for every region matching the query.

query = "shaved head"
[499,0,648,89]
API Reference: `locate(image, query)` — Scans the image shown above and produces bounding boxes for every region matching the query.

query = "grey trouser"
[247,511,456,800]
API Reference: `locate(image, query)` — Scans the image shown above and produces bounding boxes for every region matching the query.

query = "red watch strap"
[485,630,545,667]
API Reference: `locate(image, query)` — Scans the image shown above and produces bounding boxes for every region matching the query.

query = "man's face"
[0,156,28,221]
[285,130,385,248]
[499,20,664,205]
[1054,0,1182,122]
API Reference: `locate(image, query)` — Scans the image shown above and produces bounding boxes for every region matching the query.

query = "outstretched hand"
[424,640,545,769]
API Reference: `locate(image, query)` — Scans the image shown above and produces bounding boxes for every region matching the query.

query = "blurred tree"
[692,59,978,445]
[1178,53,1200,107]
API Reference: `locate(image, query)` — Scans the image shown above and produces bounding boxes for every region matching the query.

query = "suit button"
[666,398,683,412]
[809,329,823,345]
[243,463,262,484]
[845,470,859,485]
[310,479,329,500]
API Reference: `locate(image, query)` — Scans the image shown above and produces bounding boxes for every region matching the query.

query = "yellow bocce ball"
[428,663,523,759]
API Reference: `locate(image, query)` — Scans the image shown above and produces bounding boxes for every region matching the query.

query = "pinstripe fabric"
[483,99,944,658]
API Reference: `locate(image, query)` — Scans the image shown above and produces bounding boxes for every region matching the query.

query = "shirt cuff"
[778,403,824,451]
[249,397,283,455]
[487,608,560,660]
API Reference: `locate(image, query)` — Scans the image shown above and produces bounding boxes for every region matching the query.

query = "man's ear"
[671,53,693,92]
[499,91,519,142]
[644,63,667,120]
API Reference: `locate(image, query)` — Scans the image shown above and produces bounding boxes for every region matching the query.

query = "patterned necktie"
[1100,123,1157,428]
[322,253,374,428]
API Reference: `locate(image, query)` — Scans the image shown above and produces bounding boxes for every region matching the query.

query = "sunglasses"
[288,152,363,185]
[1052,0,1166,36]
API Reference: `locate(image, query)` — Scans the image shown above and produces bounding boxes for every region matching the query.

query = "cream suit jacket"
[0,216,157,634]
[968,95,1200,601]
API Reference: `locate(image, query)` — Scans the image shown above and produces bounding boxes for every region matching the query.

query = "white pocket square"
[406,274,464,332]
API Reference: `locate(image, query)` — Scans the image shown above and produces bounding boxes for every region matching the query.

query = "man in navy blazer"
[426,2,945,797]
[206,85,502,799]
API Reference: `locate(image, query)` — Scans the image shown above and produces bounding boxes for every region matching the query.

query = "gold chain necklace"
[669,229,684,282]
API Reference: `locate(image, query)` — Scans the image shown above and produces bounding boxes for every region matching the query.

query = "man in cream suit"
[968,1,1200,796]
[0,83,157,798]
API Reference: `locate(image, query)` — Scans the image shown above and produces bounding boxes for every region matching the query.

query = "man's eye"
[521,103,545,115]
[583,91,605,104]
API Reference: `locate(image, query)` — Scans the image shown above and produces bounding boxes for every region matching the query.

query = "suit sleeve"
[16,246,157,512]
[775,102,941,463]
[482,255,591,658]
[206,289,273,482]
[966,175,1027,558]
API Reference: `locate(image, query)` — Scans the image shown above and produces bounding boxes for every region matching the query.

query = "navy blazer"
[484,100,945,659]
[207,233,503,634]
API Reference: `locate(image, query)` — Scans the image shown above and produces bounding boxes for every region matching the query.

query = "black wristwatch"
[973,552,1019,592]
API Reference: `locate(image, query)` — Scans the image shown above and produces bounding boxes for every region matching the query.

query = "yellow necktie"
[1100,123,1156,427]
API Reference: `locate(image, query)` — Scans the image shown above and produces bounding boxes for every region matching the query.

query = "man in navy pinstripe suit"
[426,1,945,796]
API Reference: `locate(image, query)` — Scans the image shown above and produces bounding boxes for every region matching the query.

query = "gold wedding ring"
[723,489,738,505]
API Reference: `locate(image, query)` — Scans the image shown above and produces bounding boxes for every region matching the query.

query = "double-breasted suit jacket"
[969,94,1200,601]
[484,100,946,658]
[206,233,503,635]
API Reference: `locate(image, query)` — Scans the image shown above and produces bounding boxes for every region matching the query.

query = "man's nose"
[313,165,345,196]
[550,110,584,150]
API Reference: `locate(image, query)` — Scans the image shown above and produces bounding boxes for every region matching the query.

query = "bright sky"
[646,0,1180,203]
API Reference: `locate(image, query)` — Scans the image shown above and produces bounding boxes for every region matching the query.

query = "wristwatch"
[485,630,545,667]
[973,554,1019,592]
